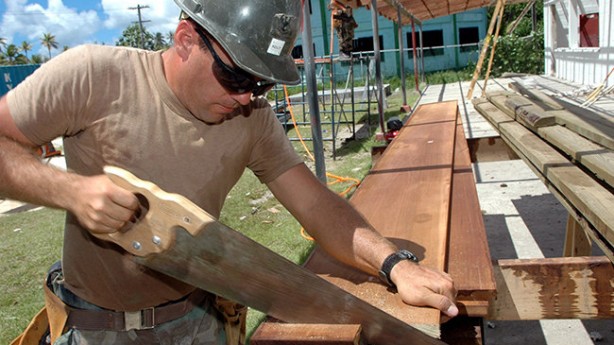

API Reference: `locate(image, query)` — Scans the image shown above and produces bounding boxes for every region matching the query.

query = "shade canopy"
[336,0,529,25]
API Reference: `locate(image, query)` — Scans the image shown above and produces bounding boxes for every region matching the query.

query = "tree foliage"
[484,0,545,76]
[116,23,171,51]
[41,33,59,59]
[491,33,544,76]
[0,32,64,65]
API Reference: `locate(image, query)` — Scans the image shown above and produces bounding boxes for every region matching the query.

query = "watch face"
[399,249,418,262]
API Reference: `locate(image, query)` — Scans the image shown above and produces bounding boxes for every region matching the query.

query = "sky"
[0,0,181,57]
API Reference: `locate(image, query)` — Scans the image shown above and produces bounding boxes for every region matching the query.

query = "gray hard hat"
[174,0,302,85]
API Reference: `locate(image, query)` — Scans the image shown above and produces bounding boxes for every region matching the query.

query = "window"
[292,45,303,59]
[407,30,444,57]
[353,36,383,53]
[291,43,317,59]
[353,35,385,60]
[459,27,480,53]
[579,13,599,47]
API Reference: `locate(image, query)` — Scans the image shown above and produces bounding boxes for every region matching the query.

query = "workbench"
[251,98,614,344]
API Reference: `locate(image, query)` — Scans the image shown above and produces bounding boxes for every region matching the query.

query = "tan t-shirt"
[8,45,303,311]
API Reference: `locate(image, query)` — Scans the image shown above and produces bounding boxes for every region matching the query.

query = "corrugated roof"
[335,0,529,25]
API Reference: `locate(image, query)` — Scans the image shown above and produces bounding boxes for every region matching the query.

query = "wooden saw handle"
[92,166,216,256]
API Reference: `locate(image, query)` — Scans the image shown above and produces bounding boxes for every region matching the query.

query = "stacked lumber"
[472,83,614,261]
[252,101,495,344]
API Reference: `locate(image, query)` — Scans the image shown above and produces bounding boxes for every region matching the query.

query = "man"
[0,0,457,344]
[331,3,358,59]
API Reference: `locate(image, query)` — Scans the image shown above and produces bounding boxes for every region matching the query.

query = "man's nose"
[231,92,253,106]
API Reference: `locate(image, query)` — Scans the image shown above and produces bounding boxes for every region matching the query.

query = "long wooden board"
[508,81,565,111]
[251,323,362,345]
[551,99,614,151]
[537,125,614,187]
[252,101,496,344]
[302,101,459,338]
[448,113,496,314]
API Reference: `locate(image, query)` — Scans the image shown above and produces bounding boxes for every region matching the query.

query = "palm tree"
[31,54,44,64]
[4,44,20,65]
[166,31,174,46]
[41,33,59,59]
[20,41,32,61]
[153,32,166,50]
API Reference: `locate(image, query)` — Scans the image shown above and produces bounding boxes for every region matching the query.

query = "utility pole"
[129,4,150,49]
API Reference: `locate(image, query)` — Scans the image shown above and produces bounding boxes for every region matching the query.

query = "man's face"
[178,22,274,125]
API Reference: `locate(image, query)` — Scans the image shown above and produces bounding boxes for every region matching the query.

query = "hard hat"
[174,0,302,85]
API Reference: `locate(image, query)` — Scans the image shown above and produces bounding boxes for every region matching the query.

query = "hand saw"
[95,166,445,345]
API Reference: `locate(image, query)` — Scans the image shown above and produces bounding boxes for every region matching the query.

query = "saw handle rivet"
[183,216,191,224]
[132,241,142,250]
[152,236,162,245]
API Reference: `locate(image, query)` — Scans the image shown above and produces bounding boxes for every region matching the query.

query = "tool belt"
[62,290,208,331]
[214,296,248,345]
[43,262,206,336]
[43,262,246,345]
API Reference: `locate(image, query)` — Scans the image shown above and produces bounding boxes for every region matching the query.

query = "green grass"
[0,208,64,344]
[0,82,440,343]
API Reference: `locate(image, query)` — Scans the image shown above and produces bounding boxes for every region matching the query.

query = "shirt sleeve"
[7,46,94,145]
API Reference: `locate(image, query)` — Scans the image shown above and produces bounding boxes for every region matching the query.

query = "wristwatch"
[378,249,419,288]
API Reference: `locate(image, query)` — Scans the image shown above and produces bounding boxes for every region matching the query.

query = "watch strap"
[378,249,418,287]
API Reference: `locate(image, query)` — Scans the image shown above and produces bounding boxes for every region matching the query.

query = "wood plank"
[488,256,614,320]
[473,98,515,126]
[549,98,614,151]
[505,95,557,129]
[498,121,614,246]
[480,118,614,262]
[303,101,459,339]
[486,92,515,118]
[250,323,362,345]
[537,125,614,187]
[508,81,565,111]
[476,101,614,261]
[448,112,496,316]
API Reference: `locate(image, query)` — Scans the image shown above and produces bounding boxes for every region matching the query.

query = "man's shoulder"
[58,44,155,61]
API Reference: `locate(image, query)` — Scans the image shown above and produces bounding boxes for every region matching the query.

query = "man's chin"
[195,113,228,125]
[202,117,225,125]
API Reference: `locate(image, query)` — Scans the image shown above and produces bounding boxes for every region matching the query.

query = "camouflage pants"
[51,274,227,345]
[337,25,355,54]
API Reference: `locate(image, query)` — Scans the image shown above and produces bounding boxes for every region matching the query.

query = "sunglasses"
[194,27,275,97]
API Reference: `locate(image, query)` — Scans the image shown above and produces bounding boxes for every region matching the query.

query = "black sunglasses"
[194,27,275,97]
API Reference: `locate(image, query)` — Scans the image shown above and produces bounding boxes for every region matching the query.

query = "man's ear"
[173,20,198,59]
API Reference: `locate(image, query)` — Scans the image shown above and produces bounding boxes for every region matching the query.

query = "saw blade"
[137,224,444,345]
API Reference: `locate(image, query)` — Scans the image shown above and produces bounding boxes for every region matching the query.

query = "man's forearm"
[0,136,75,210]
[267,164,398,276]
[299,188,397,275]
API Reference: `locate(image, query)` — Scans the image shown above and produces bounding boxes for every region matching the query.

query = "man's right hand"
[69,174,139,234]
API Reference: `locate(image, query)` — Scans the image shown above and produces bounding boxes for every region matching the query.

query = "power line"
[129,4,150,49]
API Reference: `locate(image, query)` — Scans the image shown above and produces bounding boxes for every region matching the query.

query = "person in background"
[331,2,358,59]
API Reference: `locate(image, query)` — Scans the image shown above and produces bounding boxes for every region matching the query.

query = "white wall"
[544,0,613,86]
